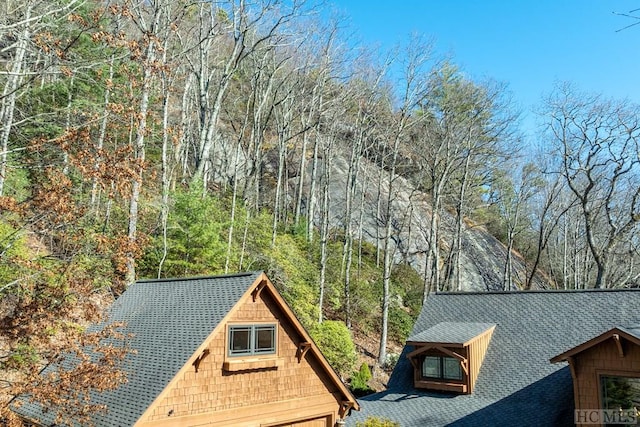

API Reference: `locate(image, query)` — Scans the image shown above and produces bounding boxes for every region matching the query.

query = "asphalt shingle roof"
[348,288,640,427]
[620,324,640,340]
[13,271,262,427]
[407,322,495,345]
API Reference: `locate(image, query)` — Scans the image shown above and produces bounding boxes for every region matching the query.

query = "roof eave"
[257,273,360,411]
[550,327,640,363]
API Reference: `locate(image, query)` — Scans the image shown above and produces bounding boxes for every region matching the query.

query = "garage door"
[269,415,331,427]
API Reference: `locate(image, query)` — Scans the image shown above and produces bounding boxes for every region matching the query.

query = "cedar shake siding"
[552,326,640,427]
[138,286,345,426]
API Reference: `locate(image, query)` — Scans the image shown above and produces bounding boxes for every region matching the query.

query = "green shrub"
[0,220,31,292]
[4,343,38,369]
[389,305,414,342]
[309,320,357,378]
[358,362,372,381]
[356,417,400,427]
[388,263,423,342]
[139,183,227,277]
[350,362,374,396]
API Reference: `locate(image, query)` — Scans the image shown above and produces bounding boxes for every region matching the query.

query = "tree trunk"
[0,6,30,196]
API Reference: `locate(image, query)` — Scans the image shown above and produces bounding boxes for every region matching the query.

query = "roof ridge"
[135,271,261,284]
[435,287,640,296]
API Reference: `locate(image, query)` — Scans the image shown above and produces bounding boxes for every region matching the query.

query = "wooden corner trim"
[339,400,354,418]
[252,279,268,302]
[297,342,311,363]
[613,334,625,357]
[435,346,466,362]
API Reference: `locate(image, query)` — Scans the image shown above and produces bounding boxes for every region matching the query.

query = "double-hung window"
[228,324,276,356]
[422,355,462,381]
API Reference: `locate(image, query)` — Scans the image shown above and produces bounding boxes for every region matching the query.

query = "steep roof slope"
[348,288,640,427]
[551,323,640,363]
[407,321,495,344]
[14,272,262,426]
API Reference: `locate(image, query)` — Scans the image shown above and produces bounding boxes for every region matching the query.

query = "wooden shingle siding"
[137,289,340,426]
[573,338,640,425]
[266,414,332,427]
[468,326,494,393]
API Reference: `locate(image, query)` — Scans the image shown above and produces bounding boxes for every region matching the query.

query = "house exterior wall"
[135,291,343,427]
[573,338,640,427]
[468,329,493,393]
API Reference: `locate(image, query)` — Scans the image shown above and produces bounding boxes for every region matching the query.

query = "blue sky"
[329,1,640,134]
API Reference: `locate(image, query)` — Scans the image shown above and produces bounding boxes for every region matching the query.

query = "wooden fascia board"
[406,325,496,350]
[133,274,267,426]
[550,328,640,364]
[257,273,360,411]
[566,356,580,410]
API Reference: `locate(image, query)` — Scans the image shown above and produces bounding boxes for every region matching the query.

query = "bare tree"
[0,0,85,195]
[377,38,432,366]
[546,83,640,288]
[340,56,389,328]
[116,0,179,284]
[524,168,573,289]
[186,0,308,185]
[491,163,543,290]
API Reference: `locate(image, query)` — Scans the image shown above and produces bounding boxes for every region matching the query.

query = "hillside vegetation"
[2,1,640,424]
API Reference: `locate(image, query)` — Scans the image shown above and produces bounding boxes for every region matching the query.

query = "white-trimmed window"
[228,324,276,356]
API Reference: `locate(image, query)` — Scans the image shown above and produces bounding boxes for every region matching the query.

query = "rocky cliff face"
[300,145,546,292]
[220,128,545,291]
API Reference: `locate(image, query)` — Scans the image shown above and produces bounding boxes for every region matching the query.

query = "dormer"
[406,322,495,394]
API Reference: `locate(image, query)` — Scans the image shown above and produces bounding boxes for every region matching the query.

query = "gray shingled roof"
[407,322,495,345]
[620,324,640,340]
[348,288,640,427]
[13,272,262,427]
